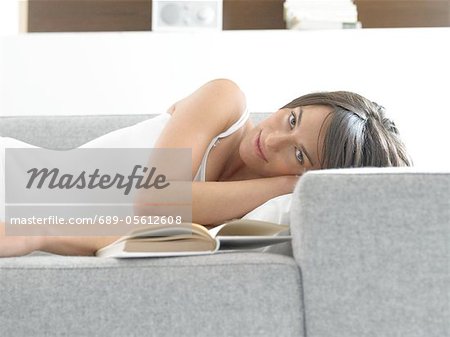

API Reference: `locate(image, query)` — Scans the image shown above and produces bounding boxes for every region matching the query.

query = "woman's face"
[239,105,333,177]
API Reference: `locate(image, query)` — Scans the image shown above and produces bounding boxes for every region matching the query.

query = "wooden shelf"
[23,0,450,33]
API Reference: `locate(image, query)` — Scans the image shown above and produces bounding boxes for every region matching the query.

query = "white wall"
[0,1,20,36]
[1,28,449,169]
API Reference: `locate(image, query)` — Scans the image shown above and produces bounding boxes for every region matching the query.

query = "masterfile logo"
[25,165,170,195]
[5,148,192,236]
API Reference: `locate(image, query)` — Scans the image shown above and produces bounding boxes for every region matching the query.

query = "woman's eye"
[288,111,296,129]
[295,148,304,165]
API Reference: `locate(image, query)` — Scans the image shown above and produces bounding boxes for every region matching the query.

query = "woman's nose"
[265,132,292,150]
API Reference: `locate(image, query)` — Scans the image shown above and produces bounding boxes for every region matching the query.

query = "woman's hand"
[0,222,41,257]
[284,174,301,192]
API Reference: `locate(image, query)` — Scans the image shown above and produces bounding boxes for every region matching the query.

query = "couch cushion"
[0,252,304,337]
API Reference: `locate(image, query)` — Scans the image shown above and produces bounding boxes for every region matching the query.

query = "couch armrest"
[290,168,450,337]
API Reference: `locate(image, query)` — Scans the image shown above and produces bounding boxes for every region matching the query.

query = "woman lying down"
[0,79,412,257]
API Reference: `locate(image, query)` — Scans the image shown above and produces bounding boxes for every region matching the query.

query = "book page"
[209,219,288,237]
[207,219,291,251]
[114,222,212,244]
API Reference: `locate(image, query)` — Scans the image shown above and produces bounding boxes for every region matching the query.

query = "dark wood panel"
[26,0,286,32]
[355,0,450,28]
[223,0,285,30]
[28,0,152,32]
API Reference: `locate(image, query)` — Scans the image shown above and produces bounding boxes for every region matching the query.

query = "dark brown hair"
[282,91,412,168]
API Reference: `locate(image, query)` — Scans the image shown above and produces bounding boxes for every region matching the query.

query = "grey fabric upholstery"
[0,253,304,337]
[0,114,154,149]
[290,168,450,337]
[0,113,269,150]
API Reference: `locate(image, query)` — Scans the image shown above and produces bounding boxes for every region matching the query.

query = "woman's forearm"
[191,176,298,225]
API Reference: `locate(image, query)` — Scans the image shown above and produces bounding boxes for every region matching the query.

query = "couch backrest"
[0,113,269,150]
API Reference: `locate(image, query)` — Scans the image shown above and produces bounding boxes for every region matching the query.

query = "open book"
[95,219,291,258]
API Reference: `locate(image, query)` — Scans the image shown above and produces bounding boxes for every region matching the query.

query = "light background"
[1,2,449,169]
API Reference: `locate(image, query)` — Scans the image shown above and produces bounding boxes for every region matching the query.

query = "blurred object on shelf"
[284,0,361,30]
[152,1,222,31]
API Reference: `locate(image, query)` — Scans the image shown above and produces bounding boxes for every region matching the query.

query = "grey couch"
[1,115,449,337]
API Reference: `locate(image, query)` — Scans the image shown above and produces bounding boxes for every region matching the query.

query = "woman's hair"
[282,91,412,168]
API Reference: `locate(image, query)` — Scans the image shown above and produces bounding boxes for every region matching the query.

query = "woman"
[0,79,411,257]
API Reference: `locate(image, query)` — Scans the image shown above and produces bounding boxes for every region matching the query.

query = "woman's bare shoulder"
[155,79,247,172]
[167,79,246,128]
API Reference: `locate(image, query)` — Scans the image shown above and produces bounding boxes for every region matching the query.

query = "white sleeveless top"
[0,110,250,220]
[194,109,250,181]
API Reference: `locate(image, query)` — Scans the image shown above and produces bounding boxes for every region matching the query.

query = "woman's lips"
[256,130,268,162]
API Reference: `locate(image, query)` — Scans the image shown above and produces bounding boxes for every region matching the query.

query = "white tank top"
[0,110,250,220]
[194,109,250,181]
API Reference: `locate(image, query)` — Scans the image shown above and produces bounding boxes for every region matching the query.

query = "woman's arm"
[192,175,298,225]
